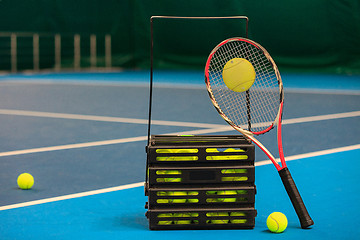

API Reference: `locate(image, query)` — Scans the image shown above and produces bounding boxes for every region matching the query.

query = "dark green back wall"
[1,0,359,74]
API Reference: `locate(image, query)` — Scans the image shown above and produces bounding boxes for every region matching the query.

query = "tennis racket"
[204,37,314,229]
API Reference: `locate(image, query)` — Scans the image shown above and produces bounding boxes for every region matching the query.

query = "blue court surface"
[0,71,359,239]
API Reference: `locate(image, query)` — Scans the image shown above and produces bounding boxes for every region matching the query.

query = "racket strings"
[207,39,280,133]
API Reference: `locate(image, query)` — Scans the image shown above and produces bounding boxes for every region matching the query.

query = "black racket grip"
[279,167,314,228]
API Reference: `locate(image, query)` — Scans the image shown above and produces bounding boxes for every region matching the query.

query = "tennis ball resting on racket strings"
[222,58,256,92]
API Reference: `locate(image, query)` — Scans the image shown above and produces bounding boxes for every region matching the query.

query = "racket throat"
[277,101,287,168]
[245,90,251,131]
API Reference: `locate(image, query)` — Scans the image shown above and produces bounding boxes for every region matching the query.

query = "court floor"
[0,71,359,239]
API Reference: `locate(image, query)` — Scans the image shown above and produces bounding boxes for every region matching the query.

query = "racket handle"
[279,167,314,228]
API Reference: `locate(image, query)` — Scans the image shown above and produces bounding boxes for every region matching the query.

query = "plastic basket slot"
[153,189,252,205]
[156,156,198,162]
[206,147,246,153]
[148,207,257,229]
[150,166,254,185]
[206,219,248,224]
[157,212,200,225]
[221,168,249,182]
[158,220,199,225]
[156,170,182,175]
[156,199,199,204]
[205,190,249,203]
[206,211,248,224]
[156,148,199,162]
[156,177,182,183]
[206,155,248,161]
[206,147,248,161]
[221,169,247,174]
[155,169,183,183]
[156,191,199,204]
[156,148,199,153]
[221,176,248,182]
[157,212,199,218]
[156,191,196,196]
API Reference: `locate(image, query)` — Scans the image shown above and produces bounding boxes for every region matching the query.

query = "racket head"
[205,37,284,135]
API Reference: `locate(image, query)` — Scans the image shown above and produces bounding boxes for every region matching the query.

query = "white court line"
[0,111,359,158]
[0,182,144,211]
[0,108,359,130]
[0,109,225,128]
[283,111,360,125]
[286,88,360,95]
[1,79,360,94]
[255,144,360,167]
[0,136,147,157]
[0,127,232,158]
[1,144,359,212]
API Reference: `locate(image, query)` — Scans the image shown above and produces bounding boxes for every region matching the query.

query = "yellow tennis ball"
[157,213,173,225]
[208,212,229,224]
[267,212,288,233]
[168,191,187,203]
[222,58,256,92]
[17,173,34,190]
[174,213,192,224]
[158,220,173,225]
[164,178,182,183]
[187,191,199,203]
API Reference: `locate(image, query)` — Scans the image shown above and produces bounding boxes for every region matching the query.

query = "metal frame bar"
[147,16,249,145]
[146,16,249,183]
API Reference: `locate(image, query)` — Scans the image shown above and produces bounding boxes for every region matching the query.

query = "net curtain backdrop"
[0,0,359,74]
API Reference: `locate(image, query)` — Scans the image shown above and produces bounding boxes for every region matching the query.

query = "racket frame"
[205,37,284,170]
[204,38,314,228]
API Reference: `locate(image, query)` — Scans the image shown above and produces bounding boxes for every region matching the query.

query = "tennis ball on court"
[17,173,34,190]
[222,58,256,92]
[267,212,288,233]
